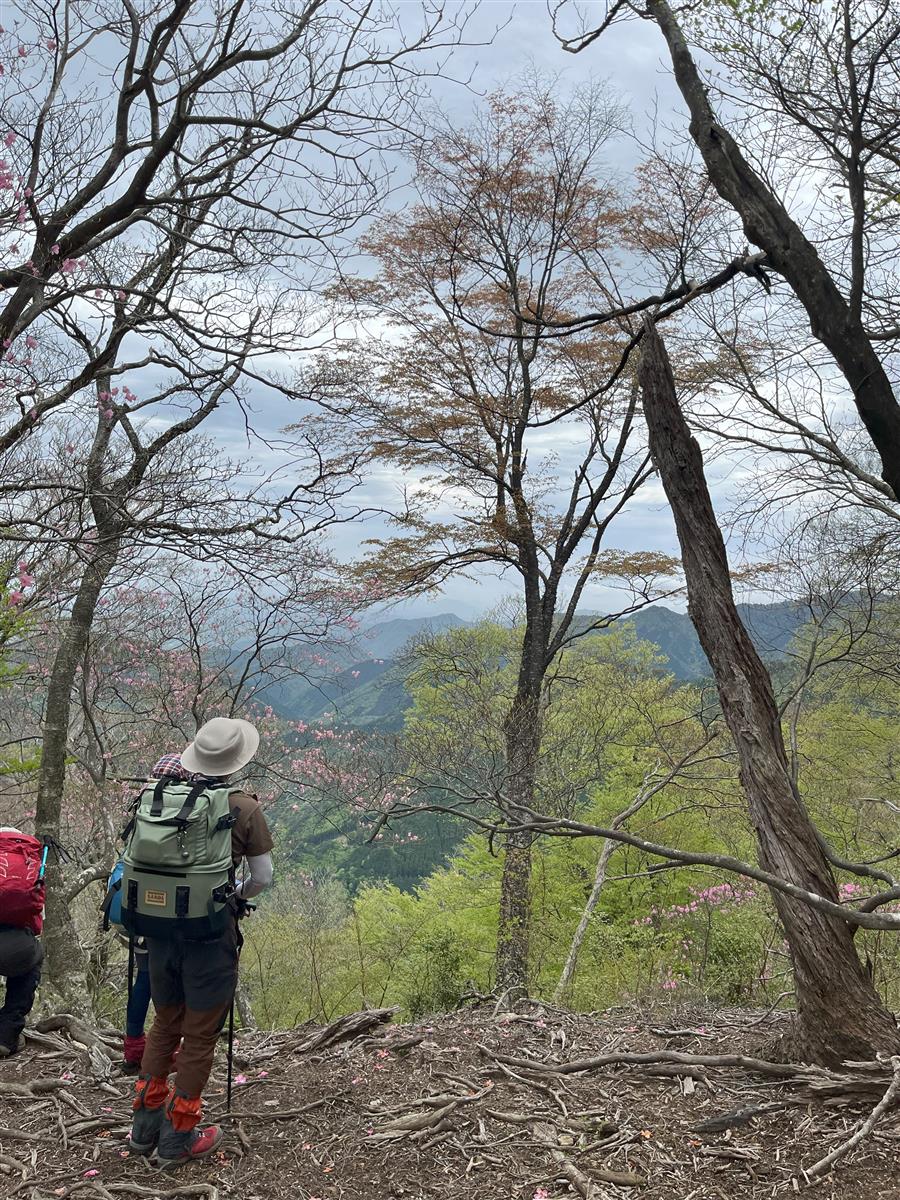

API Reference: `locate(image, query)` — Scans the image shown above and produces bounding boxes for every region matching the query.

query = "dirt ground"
[1,1002,898,1200]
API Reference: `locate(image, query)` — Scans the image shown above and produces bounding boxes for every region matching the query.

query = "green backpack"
[120,777,238,940]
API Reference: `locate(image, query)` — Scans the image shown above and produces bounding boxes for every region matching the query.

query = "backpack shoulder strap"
[172,781,208,824]
[149,778,169,817]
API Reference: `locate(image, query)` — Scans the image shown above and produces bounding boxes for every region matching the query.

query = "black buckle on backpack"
[214,812,238,833]
[212,883,235,905]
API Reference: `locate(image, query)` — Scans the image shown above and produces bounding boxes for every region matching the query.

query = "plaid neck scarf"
[150,753,222,785]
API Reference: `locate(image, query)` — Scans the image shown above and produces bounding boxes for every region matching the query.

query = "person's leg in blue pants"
[122,956,152,1073]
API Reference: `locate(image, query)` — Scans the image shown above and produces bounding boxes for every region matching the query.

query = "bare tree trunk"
[235,979,257,1031]
[638,318,900,1065]
[555,837,616,1003]
[645,0,900,501]
[36,540,120,1016]
[554,769,663,1001]
[496,694,542,995]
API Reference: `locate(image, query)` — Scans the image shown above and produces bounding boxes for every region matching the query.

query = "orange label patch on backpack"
[144,889,167,907]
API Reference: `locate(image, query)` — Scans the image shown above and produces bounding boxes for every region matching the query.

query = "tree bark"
[645,0,900,503]
[555,835,616,1003]
[36,539,120,1017]
[235,978,257,1031]
[554,767,664,1001]
[495,692,542,995]
[638,318,900,1065]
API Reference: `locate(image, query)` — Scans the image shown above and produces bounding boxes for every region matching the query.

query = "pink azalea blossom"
[61,257,78,273]
[3,131,14,148]
[25,334,37,349]
[50,243,59,254]
[7,590,24,606]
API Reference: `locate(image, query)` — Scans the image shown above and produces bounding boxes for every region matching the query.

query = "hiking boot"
[0,1035,25,1059]
[121,1034,146,1075]
[155,1119,223,1169]
[155,1090,222,1170]
[129,1075,168,1154]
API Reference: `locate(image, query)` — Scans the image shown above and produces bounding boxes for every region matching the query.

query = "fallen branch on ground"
[0,1078,75,1099]
[479,1044,900,1101]
[0,1125,51,1143]
[34,1016,120,1053]
[293,1008,397,1053]
[490,1114,645,1193]
[802,1055,900,1181]
[370,1084,492,1140]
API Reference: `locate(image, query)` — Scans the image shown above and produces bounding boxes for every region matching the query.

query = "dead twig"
[801,1055,900,1181]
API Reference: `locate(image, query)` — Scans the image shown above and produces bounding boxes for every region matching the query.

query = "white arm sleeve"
[235,852,273,899]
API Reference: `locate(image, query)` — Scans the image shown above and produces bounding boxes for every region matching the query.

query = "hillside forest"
[0,0,899,1104]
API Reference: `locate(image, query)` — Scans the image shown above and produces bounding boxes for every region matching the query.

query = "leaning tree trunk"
[638,318,899,1065]
[645,0,900,501]
[495,692,542,996]
[36,538,120,1017]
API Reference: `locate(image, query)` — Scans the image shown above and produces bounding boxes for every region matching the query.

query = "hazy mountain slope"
[264,602,808,726]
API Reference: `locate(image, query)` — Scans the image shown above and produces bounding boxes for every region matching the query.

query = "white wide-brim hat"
[181,717,260,778]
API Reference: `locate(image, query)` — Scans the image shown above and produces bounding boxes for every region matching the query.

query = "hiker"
[104,851,152,1073]
[0,826,45,1058]
[120,940,151,1073]
[127,718,273,1169]
[106,756,189,1073]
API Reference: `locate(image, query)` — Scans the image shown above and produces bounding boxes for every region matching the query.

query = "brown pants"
[141,922,238,1098]
[142,1001,230,1098]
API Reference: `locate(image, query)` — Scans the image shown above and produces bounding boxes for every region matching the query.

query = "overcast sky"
[210,3,764,621]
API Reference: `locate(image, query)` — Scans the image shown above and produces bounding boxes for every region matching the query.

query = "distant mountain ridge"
[354,612,471,661]
[262,602,807,728]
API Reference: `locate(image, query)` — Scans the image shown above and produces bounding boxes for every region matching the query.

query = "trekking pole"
[226,999,235,1113]
[226,888,252,1115]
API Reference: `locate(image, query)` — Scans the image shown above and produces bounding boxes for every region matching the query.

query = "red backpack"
[0,831,45,934]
